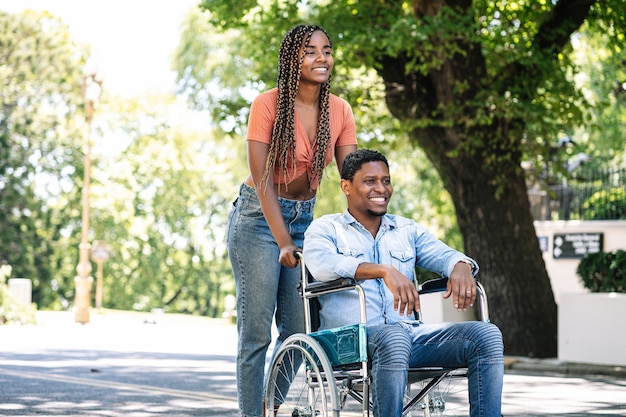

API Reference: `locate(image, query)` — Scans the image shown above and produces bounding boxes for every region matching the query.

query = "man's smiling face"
[342,160,393,219]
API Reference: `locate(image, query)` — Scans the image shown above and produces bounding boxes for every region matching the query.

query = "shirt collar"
[340,210,397,230]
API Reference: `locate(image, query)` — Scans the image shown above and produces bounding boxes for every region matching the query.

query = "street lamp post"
[74,65,102,324]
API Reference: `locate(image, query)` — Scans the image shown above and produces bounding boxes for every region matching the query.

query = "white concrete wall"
[418,221,626,365]
[534,220,626,365]
[559,292,626,366]
[533,220,626,304]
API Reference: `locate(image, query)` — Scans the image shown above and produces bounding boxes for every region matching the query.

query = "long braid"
[261,24,333,192]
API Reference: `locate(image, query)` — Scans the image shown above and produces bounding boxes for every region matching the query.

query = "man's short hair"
[341,149,389,181]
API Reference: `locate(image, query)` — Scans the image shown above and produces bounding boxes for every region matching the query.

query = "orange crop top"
[247,88,357,190]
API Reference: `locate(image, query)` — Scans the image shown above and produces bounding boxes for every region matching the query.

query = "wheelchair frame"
[264,254,490,417]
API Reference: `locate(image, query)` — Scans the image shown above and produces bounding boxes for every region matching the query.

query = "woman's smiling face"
[299,30,333,84]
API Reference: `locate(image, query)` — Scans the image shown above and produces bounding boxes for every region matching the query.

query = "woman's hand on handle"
[279,245,302,268]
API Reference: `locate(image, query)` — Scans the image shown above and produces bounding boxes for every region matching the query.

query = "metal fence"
[528,167,626,221]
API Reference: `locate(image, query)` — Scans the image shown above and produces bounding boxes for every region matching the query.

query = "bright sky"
[0,0,200,97]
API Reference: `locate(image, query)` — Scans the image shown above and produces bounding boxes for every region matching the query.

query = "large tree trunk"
[376,2,561,356]
[405,123,559,356]
[366,0,595,357]
[438,148,558,358]
[397,97,558,358]
[383,62,557,357]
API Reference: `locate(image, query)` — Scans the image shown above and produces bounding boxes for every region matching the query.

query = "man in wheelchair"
[303,149,504,417]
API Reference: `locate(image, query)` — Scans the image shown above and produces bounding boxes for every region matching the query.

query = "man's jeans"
[226,183,315,417]
[367,320,504,417]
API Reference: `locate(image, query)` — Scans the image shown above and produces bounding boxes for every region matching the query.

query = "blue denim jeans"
[226,183,315,417]
[367,320,504,417]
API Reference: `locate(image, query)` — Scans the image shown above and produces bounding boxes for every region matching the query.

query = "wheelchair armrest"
[419,277,448,294]
[305,277,357,295]
[419,277,491,322]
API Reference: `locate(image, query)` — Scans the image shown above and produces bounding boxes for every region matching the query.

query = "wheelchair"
[264,253,490,417]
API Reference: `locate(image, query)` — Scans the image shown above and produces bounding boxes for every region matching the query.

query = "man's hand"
[380,265,420,316]
[354,263,420,316]
[444,261,476,311]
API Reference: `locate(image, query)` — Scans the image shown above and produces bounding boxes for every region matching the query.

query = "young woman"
[226,24,357,417]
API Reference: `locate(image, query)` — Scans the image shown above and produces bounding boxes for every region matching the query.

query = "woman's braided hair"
[261,24,333,192]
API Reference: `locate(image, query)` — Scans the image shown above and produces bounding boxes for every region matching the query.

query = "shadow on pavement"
[0,348,238,417]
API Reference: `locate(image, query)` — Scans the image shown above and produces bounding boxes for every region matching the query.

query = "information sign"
[553,233,603,259]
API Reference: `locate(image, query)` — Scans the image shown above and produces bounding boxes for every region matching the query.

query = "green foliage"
[85,96,242,317]
[567,29,626,167]
[577,250,626,293]
[582,188,626,220]
[174,10,256,135]
[1,9,240,318]
[0,10,87,310]
[193,1,626,179]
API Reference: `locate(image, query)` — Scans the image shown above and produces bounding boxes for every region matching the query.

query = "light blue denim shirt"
[303,210,478,330]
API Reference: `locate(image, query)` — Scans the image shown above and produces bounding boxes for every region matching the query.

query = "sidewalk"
[2,309,238,355]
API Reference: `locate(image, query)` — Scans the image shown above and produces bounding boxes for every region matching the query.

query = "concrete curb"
[505,356,626,378]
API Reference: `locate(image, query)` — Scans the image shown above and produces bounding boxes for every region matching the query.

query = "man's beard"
[367,208,386,217]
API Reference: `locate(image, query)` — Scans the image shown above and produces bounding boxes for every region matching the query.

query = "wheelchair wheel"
[265,334,340,417]
[412,370,468,417]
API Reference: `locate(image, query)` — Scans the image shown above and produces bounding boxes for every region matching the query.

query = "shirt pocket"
[337,246,364,259]
[389,249,415,278]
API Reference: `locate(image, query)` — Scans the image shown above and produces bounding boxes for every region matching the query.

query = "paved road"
[0,310,625,416]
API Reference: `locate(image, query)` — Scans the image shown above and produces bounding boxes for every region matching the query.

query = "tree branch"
[534,0,597,55]
[499,0,597,102]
